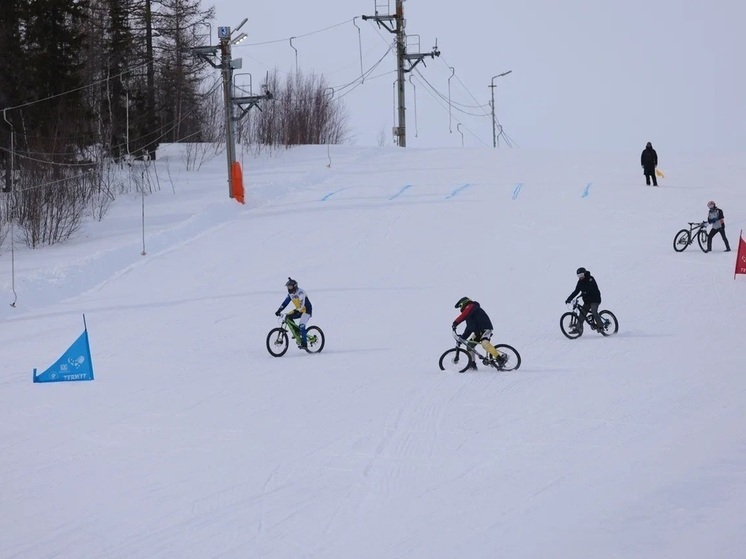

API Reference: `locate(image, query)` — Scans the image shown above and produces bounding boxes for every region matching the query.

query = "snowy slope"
[1,145,744,558]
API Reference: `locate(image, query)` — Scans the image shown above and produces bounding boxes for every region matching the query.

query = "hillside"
[1,145,744,558]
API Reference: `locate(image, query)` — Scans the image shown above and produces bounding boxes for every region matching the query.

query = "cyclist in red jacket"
[452,297,507,370]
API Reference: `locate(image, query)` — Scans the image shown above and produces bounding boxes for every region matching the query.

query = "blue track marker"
[446,184,472,199]
[581,182,592,198]
[512,183,523,200]
[389,184,412,200]
[321,186,353,201]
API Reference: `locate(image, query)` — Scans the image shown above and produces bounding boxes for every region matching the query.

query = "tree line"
[0,0,348,247]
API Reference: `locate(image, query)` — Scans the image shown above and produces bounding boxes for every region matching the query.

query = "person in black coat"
[640,141,658,186]
[565,267,603,334]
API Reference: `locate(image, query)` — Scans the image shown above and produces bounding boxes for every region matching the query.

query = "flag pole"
[735,230,743,280]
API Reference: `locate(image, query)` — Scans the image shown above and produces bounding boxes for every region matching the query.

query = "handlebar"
[451,330,473,345]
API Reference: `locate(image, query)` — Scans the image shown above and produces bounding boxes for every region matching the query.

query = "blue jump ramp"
[33,315,94,383]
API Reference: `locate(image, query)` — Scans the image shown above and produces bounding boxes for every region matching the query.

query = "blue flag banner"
[33,328,94,383]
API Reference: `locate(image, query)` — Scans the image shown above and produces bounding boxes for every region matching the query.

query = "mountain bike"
[438,331,521,373]
[673,221,708,252]
[266,314,325,356]
[560,298,618,339]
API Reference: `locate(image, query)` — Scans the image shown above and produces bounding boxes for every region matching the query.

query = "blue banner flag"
[33,324,94,383]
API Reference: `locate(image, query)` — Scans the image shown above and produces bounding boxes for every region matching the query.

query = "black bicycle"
[673,221,708,252]
[266,314,325,356]
[438,331,521,373]
[560,298,619,340]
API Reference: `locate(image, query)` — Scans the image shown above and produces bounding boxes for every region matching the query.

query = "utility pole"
[190,19,271,202]
[363,0,439,147]
[489,70,512,148]
[2,109,14,193]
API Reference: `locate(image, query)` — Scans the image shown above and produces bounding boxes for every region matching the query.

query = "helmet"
[576,267,587,276]
[455,296,471,310]
[285,277,298,293]
[707,200,716,208]
[646,142,652,148]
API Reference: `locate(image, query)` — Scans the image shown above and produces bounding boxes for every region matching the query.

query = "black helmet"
[285,277,298,293]
[455,296,471,309]
[576,267,587,276]
[646,141,652,148]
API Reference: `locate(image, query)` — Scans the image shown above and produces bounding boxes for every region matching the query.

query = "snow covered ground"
[1,144,744,558]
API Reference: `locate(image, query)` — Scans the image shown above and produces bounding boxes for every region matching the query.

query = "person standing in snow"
[640,141,658,186]
[704,200,731,252]
[275,277,313,349]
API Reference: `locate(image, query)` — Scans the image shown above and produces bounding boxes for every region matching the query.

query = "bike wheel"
[597,310,619,336]
[697,228,708,252]
[673,229,690,252]
[560,312,582,339]
[266,328,289,357]
[493,344,521,371]
[439,347,473,373]
[305,326,325,353]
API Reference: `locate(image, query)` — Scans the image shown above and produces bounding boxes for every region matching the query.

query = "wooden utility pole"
[363,0,440,147]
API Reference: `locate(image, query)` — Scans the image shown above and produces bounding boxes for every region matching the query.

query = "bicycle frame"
[568,299,600,328]
[279,314,303,344]
[686,221,708,237]
[451,331,498,363]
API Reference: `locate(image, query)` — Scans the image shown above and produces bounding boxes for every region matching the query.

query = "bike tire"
[438,347,473,373]
[697,228,708,252]
[493,344,521,371]
[305,325,325,353]
[266,328,289,357]
[597,310,619,336]
[673,229,690,252]
[560,312,582,339]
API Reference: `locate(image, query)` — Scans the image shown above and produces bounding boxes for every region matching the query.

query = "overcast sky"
[211,1,745,152]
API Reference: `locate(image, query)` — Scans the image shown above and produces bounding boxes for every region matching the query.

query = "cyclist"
[565,267,603,335]
[704,200,731,252]
[275,277,313,349]
[452,297,506,370]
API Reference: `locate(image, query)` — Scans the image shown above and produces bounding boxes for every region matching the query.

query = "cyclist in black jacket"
[565,268,603,335]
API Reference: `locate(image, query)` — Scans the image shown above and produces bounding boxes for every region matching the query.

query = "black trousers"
[577,301,602,332]
[643,167,657,186]
[707,226,731,251]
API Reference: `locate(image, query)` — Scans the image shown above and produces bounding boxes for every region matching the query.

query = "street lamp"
[490,70,512,148]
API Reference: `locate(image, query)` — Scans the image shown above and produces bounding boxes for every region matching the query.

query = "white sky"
[1,143,745,557]
[210,0,746,151]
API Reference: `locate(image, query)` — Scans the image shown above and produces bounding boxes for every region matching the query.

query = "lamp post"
[490,70,512,148]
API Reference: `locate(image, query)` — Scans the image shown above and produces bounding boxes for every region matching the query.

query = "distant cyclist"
[275,277,313,349]
[452,297,506,370]
[565,267,603,335]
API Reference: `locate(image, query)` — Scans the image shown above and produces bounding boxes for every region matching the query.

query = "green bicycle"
[266,314,325,357]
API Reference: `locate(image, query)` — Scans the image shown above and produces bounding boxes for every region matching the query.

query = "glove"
[275,308,282,316]
[565,298,572,305]
[451,323,457,331]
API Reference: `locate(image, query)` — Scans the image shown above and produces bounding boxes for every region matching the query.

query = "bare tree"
[249,69,349,148]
